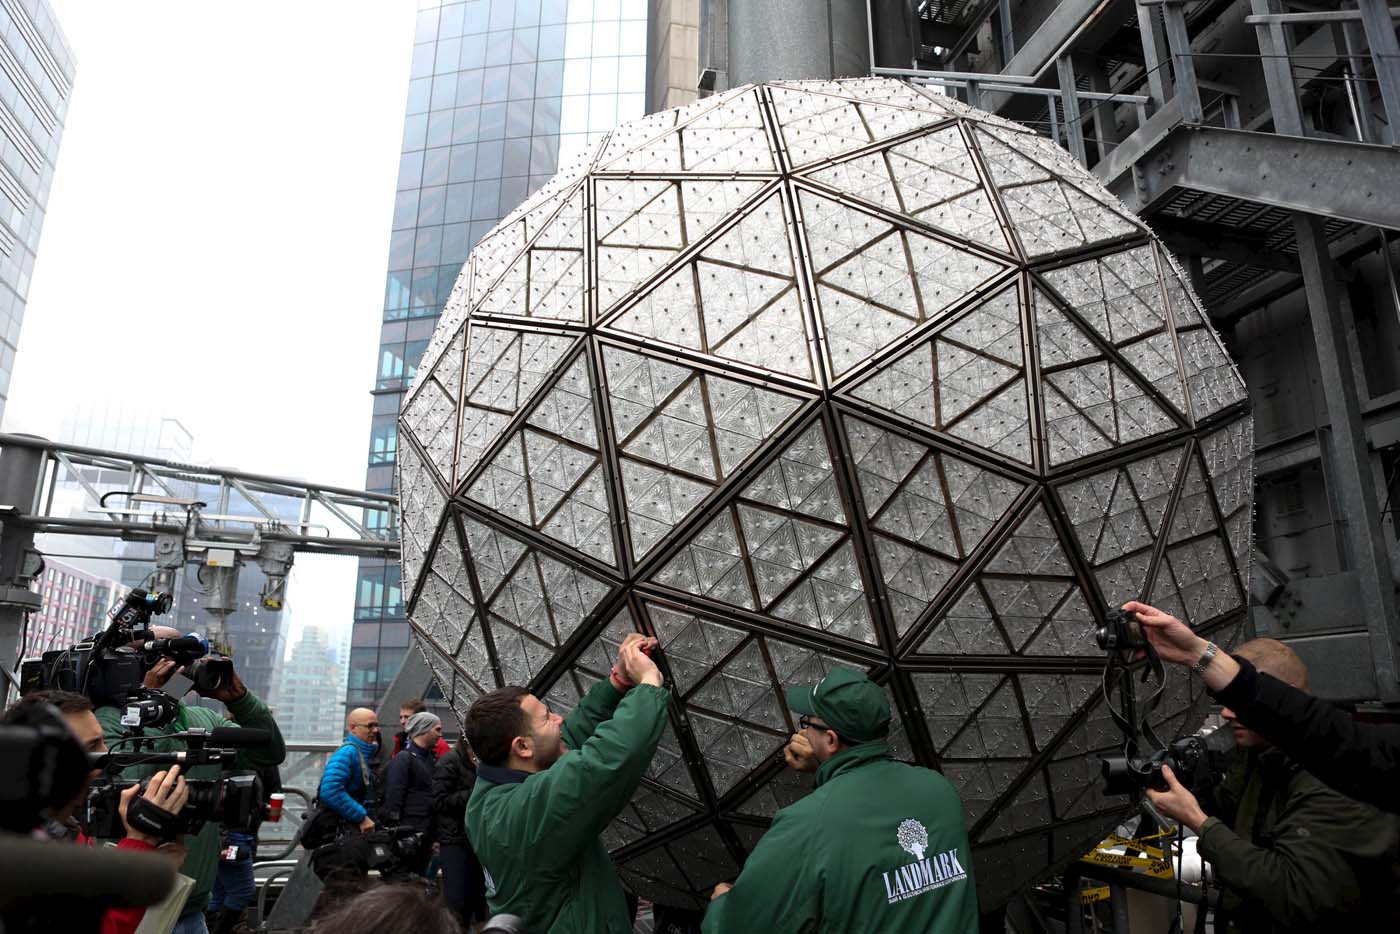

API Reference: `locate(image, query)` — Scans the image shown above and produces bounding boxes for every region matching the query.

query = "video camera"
[18,588,232,728]
[84,727,270,841]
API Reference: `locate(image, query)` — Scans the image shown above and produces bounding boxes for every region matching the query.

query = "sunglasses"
[798,715,832,732]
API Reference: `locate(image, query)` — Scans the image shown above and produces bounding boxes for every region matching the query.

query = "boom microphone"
[0,833,176,907]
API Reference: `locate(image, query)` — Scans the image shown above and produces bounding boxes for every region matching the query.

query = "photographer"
[464,633,669,933]
[1126,600,1400,813]
[94,641,285,934]
[3,690,190,934]
[1142,638,1400,932]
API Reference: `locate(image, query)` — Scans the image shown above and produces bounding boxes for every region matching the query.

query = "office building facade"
[272,624,346,744]
[349,0,649,714]
[27,556,125,654]
[0,0,72,425]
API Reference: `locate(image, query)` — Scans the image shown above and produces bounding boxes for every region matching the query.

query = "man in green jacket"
[465,632,669,934]
[703,667,978,934]
[1147,638,1400,933]
[96,652,286,934]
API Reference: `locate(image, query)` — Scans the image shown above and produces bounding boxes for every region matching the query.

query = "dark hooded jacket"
[1198,745,1400,933]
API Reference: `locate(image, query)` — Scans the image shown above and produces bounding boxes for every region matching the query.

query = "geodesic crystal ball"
[398,77,1252,909]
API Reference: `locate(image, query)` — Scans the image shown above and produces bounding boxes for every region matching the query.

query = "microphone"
[143,635,207,658]
[207,727,271,748]
[0,834,176,907]
[166,726,271,748]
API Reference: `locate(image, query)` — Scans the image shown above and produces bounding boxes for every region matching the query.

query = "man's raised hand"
[1122,601,1204,666]
[783,732,818,773]
[619,636,663,688]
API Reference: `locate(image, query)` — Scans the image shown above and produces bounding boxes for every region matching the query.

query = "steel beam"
[1358,0,1400,137]
[1055,56,1088,164]
[1136,0,1173,109]
[1210,226,1389,326]
[1154,217,1301,274]
[1160,0,1202,124]
[979,0,1137,112]
[1294,213,1400,702]
[1103,125,1400,230]
[0,438,43,698]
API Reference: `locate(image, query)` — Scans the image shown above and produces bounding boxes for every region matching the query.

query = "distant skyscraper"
[0,0,74,425]
[26,556,126,654]
[348,0,649,714]
[273,625,346,744]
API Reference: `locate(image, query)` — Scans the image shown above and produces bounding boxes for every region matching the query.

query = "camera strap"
[1102,644,1168,773]
[125,795,183,841]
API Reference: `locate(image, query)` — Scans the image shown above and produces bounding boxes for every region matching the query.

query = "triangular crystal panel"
[800,188,1007,376]
[457,325,579,483]
[848,283,1033,464]
[466,354,616,566]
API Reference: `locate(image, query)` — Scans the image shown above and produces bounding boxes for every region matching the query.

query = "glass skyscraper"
[348,0,649,714]
[0,0,72,426]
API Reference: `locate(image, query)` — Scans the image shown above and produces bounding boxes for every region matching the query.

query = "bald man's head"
[1235,638,1309,691]
[1223,639,1308,749]
[345,707,381,745]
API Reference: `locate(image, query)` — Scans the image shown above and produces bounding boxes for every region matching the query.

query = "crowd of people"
[5,601,1400,933]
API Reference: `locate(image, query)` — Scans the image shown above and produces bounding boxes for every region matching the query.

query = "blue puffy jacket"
[319,733,378,823]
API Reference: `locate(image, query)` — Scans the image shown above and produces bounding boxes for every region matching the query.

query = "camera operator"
[94,632,286,934]
[1141,637,1400,932]
[1126,601,1400,813]
[381,711,441,876]
[2,690,190,934]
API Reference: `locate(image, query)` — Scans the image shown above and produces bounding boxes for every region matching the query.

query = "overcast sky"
[2,1,420,650]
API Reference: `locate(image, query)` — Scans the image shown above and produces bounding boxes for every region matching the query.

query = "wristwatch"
[1192,641,1218,675]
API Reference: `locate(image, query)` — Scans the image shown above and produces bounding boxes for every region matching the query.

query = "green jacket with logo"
[1198,746,1400,933]
[467,680,670,934]
[95,692,286,917]
[703,743,979,934]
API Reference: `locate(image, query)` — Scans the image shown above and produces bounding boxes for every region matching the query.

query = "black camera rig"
[19,588,233,728]
[84,727,270,841]
[1095,607,1231,797]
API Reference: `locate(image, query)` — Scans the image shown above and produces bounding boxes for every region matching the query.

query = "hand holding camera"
[1144,763,1209,833]
[118,764,190,845]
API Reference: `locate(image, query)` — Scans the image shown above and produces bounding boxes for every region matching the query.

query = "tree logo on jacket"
[897,819,928,860]
[884,820,967,905]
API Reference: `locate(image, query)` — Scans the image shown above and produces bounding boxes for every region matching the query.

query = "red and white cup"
[266,793,285,823]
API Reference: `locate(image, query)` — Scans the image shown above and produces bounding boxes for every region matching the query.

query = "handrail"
[254,864,301,931]
[256,787,313,862]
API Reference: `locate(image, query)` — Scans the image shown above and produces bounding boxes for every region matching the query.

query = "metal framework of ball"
[398,77,1253,909]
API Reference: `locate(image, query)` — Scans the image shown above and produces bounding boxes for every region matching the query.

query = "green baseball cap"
[785,666,890,744]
